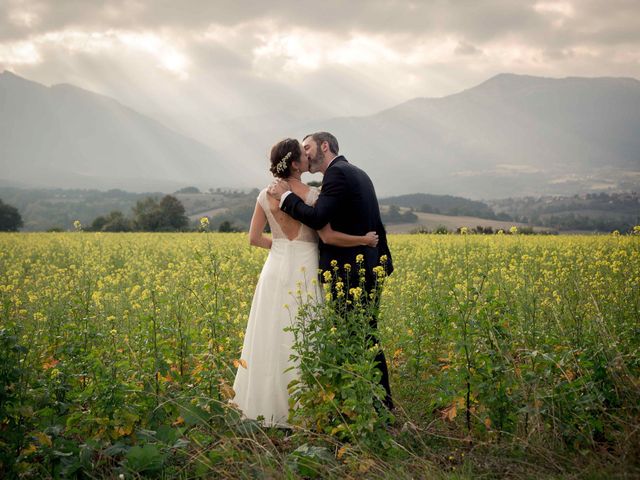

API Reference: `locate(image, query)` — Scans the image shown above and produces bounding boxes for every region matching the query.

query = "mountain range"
[0,71,247,192]
[1,71,639,198]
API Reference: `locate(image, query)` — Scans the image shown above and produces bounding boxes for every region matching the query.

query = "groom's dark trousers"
[281,155,394,410]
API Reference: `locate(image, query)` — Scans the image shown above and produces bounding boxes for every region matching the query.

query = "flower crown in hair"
[276,151,292,173]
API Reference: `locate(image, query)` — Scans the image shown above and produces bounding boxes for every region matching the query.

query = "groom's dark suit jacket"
[282,155,395,410]
[281,155,393,287]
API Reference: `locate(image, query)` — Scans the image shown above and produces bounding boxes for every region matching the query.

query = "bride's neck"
[287,174,302,182]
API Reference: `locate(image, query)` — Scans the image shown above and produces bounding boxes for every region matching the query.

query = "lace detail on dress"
[258,187,319,243]
[296,187,320,243]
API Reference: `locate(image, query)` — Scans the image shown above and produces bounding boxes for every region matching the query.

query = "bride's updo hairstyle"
[270,138,301,179]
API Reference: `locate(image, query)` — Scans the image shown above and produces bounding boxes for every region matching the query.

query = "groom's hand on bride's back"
[267,179,290,201]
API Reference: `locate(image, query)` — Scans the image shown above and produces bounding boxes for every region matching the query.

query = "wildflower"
[612,230,620,236]
[330,259,338,268]
[380,255,388,264]
[73,220,82,231]
[323,270,332,282]
[460,227,469,235]
[343,263,351,272]
[373,265,385,278]
[497,229,504,235]
[356,254,364,264]
[199,217,210,231]
[634,225,640,235]
[349,287,362,300]
[509,226,518,234]
[110,329,117,336]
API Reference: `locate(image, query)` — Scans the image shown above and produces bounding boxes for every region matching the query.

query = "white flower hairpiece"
[276,151,292,173]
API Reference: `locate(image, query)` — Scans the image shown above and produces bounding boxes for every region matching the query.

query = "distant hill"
[488,192,640,232]
[296,74,640,198]
[379,193,500,219]
[0,71,247,191]
[382,209,541,234]
[0,186,259,231]
[0,186,160,231]
[379,191,640,233]
[3,185,636,233]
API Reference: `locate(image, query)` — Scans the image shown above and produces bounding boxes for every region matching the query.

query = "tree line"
[0,195,192,232]
[87,195,189,232]
[0,199,23,231]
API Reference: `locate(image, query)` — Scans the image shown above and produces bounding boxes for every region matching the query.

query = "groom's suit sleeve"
[281,167,346,230]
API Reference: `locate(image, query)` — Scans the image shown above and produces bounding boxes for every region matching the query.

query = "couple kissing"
[232,131,394,428]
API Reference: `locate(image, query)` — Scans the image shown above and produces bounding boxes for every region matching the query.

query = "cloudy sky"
[1,0,639,144]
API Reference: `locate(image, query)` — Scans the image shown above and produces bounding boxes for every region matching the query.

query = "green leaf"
[125,443,165,473]
[177,400,212,426]
[286,444,335,478]
[155,425,180,445]
[104,442,129,457]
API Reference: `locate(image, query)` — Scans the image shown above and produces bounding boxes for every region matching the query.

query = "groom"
[269,131,394,410]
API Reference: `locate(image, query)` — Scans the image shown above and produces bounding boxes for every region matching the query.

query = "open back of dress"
[257,187,319,243]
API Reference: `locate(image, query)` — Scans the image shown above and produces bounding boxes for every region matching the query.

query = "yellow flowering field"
[382,235,639,442]
[1,232,638,477]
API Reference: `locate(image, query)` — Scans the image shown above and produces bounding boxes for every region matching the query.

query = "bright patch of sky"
[1,0,638,143]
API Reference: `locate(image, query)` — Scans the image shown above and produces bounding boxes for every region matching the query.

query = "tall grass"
[0,232,638,478]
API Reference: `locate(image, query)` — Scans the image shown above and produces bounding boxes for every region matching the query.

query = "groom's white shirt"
[279,190,292,208]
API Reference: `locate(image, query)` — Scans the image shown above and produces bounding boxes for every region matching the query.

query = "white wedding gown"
[232,187,320,427]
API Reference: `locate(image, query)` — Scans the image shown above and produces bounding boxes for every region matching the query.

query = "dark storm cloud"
[1,0,639,48]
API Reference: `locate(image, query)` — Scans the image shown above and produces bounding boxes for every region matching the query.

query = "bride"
[231,138,379,427]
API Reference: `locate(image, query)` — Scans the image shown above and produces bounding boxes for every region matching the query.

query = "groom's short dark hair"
[304,132,339,155]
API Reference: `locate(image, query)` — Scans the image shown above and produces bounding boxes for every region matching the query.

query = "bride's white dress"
[232,187,320,427]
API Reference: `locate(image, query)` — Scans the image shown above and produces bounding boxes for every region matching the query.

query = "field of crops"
[1,232,639,478]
